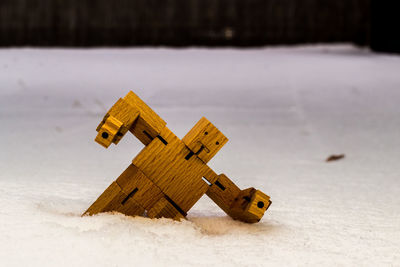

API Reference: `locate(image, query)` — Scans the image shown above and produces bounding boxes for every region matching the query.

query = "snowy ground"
[0,45,399,266]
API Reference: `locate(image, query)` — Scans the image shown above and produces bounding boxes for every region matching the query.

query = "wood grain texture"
[132,127,214,212]
[182,117,228,163]
[95,115,124,148]
[83,164,162,217]
[117,197,146,217]
[243,189,271,221]
[95,98,139,148]
[206,173,241,214]
[147,197,185,220]
[86,91,271,223]
[123,91,166,145]
[115,164,163,210]
[124,91,166,132]
[206,174,271,223]
[230,187,271,223]
[84,181,128,215]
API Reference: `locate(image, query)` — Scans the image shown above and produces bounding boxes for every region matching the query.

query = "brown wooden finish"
[182,117,228,164]
[115,164,164,210]
[84,164,160,216]
[95,98,140,148]
[206,173,241,214]
[84,181,129,215]
[84,91,271,223]
[132,127,215,212]
[147,197,185,220]
[124,91,166,145]
[205,174,271,223]
[229,188,271,223]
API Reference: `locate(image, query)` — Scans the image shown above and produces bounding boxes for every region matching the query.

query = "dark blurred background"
[0,0,398,53]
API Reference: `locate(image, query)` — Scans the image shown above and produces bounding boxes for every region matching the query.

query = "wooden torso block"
[115,164,164,210]
[132,127,217,213]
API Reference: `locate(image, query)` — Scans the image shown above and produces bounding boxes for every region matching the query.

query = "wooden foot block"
[83,182,127,215]
[84,164,164,218]
[147,197,185,221]
[117,197,145,217]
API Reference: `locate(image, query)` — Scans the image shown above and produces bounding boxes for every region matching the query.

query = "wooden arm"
[182,118,271,223]
[95,91,166,148]
[206,173,271,223]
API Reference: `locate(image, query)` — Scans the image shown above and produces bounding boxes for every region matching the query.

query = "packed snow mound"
[0,45,399,266]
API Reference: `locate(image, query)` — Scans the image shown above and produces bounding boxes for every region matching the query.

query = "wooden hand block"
[96,98,139,148]
[206,174,271,223]
[230,188,272,223]
[95,115,124,148]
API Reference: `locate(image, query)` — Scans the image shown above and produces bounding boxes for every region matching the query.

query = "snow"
[0,45,399,266]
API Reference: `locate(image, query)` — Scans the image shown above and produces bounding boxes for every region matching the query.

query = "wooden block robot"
[84,91,271,223]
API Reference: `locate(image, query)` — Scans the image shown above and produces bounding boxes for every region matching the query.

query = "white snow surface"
[0,45,399,266]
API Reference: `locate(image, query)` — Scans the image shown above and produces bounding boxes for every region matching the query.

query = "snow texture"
[0,45,399,266]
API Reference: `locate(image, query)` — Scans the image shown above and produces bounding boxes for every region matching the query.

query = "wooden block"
[123,91,166,133]
[132,127,213,212]
[230,188,271,223]
[245,189,271,220]
[115,164,163,210]
[202,165,219,185]
[117,197,145,217]
[123,91,167,145]
[87,91,272,224]
[103,98,140,130]
[231,187,255,211]
[206,173,241,215]
[130,116,161,145]
[95,115,124,148]
[182,117,228,163]
[83,182,127,215]
[95,98,139,148]
[84,164,164,218]
[147,197,185,220]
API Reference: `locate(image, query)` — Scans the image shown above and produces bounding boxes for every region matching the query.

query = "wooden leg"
[206,173,271,223]
[115,164,163,211]
[83,164,163,217]
[147,197,185,221]
[83,181,128,215]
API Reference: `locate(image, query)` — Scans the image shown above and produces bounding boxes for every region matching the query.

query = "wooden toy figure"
[84,91,271,223]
